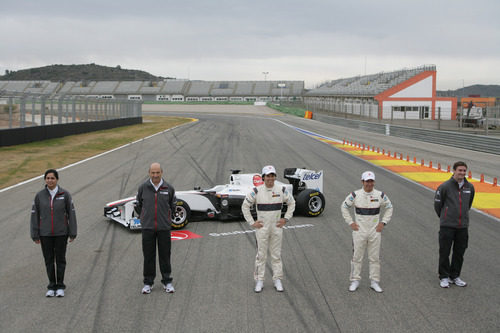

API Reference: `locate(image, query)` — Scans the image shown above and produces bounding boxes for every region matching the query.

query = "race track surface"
[1,105,499,333]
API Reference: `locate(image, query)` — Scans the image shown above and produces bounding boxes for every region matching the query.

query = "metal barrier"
[313,113,500,155]
[0,90,142,129]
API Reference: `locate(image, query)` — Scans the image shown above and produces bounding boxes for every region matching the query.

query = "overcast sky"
[1,0,499,89]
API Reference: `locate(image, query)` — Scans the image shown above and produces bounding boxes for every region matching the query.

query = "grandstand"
[308,65,436,97]
[0,80,59,94]
[1,79,303,102]
[304,65,457,120]
[0,65,457,121]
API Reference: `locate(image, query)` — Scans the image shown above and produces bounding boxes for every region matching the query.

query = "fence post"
[459,105,463,130]
[58,96,63,124]
[50,98,54,125]
[437,107,441,130]
[41,96,46,126]
[485,107,489,136]
[20,96,26,128]
[72,97,76,123]
[31,96,36,126]
[8,97,13,129]
[85,98,89,122]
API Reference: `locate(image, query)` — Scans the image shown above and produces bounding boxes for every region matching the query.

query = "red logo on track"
[171,230,203,241]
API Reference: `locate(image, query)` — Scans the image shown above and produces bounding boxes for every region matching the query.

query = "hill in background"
[437,85,500,98]
[0,64,167,81]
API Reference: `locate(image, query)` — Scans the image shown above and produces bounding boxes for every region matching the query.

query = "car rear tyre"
[296,189,325,217]
[172,201,190,229]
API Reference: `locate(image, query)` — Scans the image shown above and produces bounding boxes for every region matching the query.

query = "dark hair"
[453,161,468,170]
[44,169,59,180]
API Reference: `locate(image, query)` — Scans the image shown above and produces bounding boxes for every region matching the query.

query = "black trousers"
[142,229,172,286]
[439,227,469,280]
[40,235,68,290]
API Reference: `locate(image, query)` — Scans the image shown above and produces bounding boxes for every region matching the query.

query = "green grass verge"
[0,116,193,189]
[266,103,308,117]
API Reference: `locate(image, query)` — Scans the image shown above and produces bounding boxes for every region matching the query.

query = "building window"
[391,106,430,118]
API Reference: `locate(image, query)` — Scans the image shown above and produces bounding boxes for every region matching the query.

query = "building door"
[420,106,430,119]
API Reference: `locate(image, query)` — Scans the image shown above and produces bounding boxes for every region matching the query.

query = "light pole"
[262,72,269,81]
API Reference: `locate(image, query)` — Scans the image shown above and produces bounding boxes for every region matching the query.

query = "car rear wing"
[284,168,323,194]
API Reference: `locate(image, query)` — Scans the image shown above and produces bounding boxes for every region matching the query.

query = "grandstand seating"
[1,77,305,101]
[58,81,76,93]
[234,82,254,95]
[253,82,272,95]
[307,65,436,97]
[140,81,164,93]
[115,81,143,93]
[68,81,97,94]
[93,81,119,93]
[211,88,234,96]
[271,88,290,96]
[160,80,189,94]
[1,81,30,92]
[187,81,212,96]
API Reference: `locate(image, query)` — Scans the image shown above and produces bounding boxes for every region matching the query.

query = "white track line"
[0,121,196,193]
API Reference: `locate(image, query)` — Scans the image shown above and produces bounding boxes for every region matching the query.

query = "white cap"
[262,165,277,176]
[361,171,375,181]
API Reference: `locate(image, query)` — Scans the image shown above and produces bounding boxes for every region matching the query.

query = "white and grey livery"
[104,168,325,230]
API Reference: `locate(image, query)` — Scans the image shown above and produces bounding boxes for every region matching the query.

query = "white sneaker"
[349,280,360,292]
[440,278,450,288]
[142,285,152,294]
[164,283,175,293]
[55,289,65,297]
[370,280,383,293]
[254,280,264,293]
[451,277,467,287]
[46,290,55,297]
[273,279,284,292]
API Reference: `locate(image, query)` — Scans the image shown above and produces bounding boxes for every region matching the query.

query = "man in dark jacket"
[434,161,475,288]
[136,162,176,294]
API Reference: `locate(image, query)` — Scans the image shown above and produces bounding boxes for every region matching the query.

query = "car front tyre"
[171,201,191,229]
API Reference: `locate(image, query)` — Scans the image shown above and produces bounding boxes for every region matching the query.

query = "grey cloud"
[1,0,499,89]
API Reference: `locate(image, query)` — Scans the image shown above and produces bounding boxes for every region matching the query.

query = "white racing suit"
[242,184,295,281]
[341,189,393,282]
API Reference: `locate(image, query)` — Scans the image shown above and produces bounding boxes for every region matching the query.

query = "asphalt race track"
[1,105,499,332]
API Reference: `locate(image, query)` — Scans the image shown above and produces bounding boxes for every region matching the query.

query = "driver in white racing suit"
[341,171,393,293]
[242,165,295,293]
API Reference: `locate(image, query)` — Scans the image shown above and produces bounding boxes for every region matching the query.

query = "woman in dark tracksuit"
[30,169,77,297]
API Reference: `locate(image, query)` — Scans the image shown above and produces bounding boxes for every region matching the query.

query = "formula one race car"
[104,168,325,230]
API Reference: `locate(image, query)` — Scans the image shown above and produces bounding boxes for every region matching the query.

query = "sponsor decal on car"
[253,175,264,186]
[302,172,322,181]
